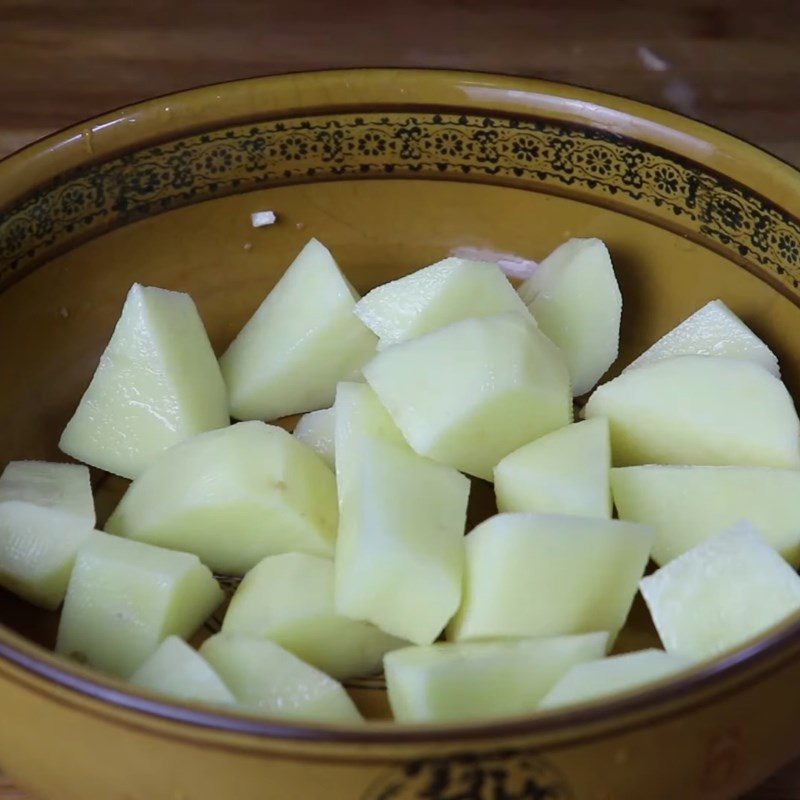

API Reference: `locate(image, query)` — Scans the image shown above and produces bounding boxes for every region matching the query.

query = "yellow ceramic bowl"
[2,69,800,800]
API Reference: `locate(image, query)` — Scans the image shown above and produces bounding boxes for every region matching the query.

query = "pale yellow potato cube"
[518,238,621,396]
[624,299,779,376]
[494,418,611,518]
[354,257,533,348]
[363,314,571,480]
[223,553,405,680]
[538,649,694,710]
[640,522,800,660]
[106,422,338,575]
[385,633,608,723]
[200,633,362,723]
[612,465,800,566]
[449,513,652,642]
[333,381,405,495]
[585,355,800,468]
[334,377,466,649]
[56,532,222,677]
[220,239,376,421]
[0,461,95,522]
[130,636,236,706]
[59,283,229,479]
[334,393,469,645]
[293,407,335,469]
[0,461,95,609]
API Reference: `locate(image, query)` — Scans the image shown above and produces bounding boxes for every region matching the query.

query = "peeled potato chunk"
[612,465,800,566]
[538,649,694,710]
[335,437,469,646]
[0,461,95,609]
[0,461,95,522]
[59,283,229,479]
[354,257,533,348]
[584,355,800,469]
[332,381,406,502]
[640,522,800,660]
[518,238,621,396]
[448,513,652,642]
[200,633,362,723]
[56,532,222,677]
[385,632,608,723]
[106,422,338,575]
[363,314,571,480]
[494,418,611,518]
[223,552,405,680]
[293,407,335,469]
[333,383,469,645]
[624,299,779,376]
[220,238,376,421]
[130,636,236,706]
[334,382,406,458]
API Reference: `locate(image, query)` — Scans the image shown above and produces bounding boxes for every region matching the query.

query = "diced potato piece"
[538,649,694,710]
[0,502,91,611]
[354,257,533,348]
[335,414,469,645]
[200,633,362,723]
[363,314,571,480]
[223,553,405,680]
[518,238,621,396]
[220,239,376,420]
[105,422,337,575]
[624,300,779,376]
[612,465,800,566]
[56,532,222,677]
[334,382,404,442]
[293,407,335,469]
[334,382,461,639]
[494,418,611,518]
[130,636,236,706]
[0,461,95,522]
[59,284,229,479]
[448,513,652,642]
[333,381,405,490]
[584,356,800,469]
[0,461,95,609]
[385,632,608,723]
[640,522,800,660]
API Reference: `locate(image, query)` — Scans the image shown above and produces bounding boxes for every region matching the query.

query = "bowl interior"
[2,71,800,727]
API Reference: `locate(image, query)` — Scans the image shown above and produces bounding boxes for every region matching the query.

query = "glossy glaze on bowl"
[2,70,800,800]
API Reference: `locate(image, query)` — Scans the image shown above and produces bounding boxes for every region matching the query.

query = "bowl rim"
[3,610,800,747]
[2,66,800,748]
[3,64,800,179]
[3,66,800,220]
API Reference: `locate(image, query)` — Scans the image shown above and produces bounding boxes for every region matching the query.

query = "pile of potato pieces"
[2,234,800,725]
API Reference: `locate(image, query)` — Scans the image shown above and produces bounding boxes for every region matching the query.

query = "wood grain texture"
[1,0,799,797]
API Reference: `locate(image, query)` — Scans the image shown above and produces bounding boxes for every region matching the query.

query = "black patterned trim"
[2,111,800,290]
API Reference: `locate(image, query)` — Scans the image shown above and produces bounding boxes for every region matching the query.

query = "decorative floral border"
[2,111,800,291]
[362,750,574,800]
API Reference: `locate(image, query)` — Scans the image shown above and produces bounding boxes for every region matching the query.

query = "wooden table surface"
[1,1,800,797]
